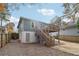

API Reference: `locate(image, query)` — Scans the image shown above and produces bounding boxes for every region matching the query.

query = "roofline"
[17,16,48,28]
[17,17,22,28]
[61,23,77,30]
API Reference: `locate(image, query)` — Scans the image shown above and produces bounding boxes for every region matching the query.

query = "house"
[50,14,79,42]
[17,17,48,43]
[51,17,79,42]
[59,18,79,42]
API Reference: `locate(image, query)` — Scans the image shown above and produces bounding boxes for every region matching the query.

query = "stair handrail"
[38,29,52,41]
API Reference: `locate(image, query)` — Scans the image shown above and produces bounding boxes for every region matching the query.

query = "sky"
[8,3,64,32]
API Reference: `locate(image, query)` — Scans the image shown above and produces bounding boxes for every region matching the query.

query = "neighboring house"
[50,16,79,42]
[59,19,79,42]
[17,17,48,43]
[61,3,79,42]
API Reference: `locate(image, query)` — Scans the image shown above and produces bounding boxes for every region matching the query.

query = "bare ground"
[0,40,75,56]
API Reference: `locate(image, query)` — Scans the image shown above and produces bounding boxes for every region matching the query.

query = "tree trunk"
[57,17,61,44]
[0,18,3,48]
[58,30,60,44]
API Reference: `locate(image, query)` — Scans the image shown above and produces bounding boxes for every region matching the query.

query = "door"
[26,33,30,43]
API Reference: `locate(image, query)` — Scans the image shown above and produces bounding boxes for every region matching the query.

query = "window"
[32,22,34,28]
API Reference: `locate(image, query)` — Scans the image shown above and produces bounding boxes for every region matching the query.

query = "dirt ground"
[52,40,79,56]
[0,40,75,56]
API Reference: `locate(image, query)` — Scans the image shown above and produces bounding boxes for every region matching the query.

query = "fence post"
[1,33,3,48]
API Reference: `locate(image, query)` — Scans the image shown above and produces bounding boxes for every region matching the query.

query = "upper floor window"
[32,22,34,28]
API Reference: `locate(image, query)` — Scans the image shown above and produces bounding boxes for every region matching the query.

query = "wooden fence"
[0,33,9,48]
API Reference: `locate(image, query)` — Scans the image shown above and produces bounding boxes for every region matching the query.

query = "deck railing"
[36,24,59,47]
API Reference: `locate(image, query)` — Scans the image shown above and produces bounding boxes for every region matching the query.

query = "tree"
[77,18,79,29]
[0,4,5,12]
[0,3,10,48]
[6,22,15,33]
[63,3,79,20]
[63,3,79,33]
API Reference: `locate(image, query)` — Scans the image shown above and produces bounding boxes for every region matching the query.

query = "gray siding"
[23,20,34,31]
[23,19,47,31]
[51,28,79,36]
[60,28,79,36]
[18,20,24,33]
[18,17,48,32]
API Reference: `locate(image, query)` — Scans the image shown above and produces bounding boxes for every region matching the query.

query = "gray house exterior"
[51,18,79,42]
[59,19,79,42]
[17,17,48,43]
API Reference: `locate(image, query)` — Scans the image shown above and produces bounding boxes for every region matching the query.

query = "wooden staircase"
[36,24,59,47]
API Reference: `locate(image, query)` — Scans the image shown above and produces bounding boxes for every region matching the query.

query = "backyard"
[0,3,79,56]
[0,39,76,56]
